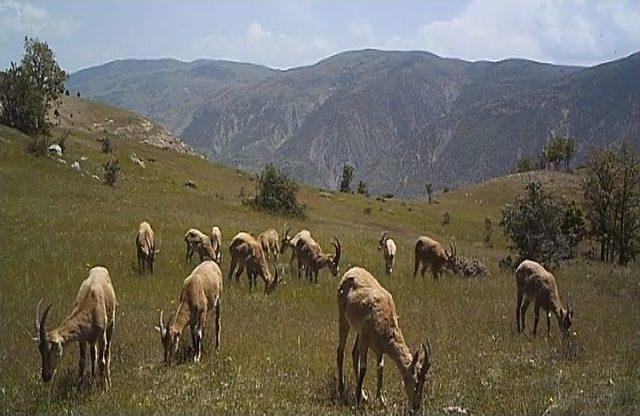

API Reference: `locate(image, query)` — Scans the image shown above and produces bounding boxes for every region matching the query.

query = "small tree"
[584,142,640,264]
[563,137,576,170]
[425,182,433,204]
[0,37,67,135]
[104,159,120,186]
[515,157,534,173]
[250,164,306,218]
[339,164,354,192]
[357,181,369,197]
[501,181,582,265]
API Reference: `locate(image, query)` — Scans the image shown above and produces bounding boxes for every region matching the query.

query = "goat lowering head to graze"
[155,260,222,364]
[516,260,573,338]
[377,231,397,275]
[184,228,217,264]
[34,266,117,388]
[210,226,223,263]
[413,236,457,279]
[136,221,156,273]
[296,235,341,283]
[256,228,280,262]
[337,267,431,410]
[228,232,279,293]
[280,228,311,277]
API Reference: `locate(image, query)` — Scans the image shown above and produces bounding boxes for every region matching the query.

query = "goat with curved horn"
[33,267,117,388]
[296,234,342,283]
[413,235,457,280]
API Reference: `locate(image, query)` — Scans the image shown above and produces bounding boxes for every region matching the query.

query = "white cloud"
[191,22,334,68]
[0,0,77,38]
[386,0,640,65]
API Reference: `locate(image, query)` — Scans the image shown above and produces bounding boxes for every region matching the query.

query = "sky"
[1,0,638,73]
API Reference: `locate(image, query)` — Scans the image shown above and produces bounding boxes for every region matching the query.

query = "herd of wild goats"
[32,221,574,411]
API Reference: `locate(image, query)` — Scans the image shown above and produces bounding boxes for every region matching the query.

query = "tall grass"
[0,113,638,414]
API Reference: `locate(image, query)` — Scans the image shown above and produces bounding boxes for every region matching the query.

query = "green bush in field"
[103,159,120,186]
[102,137,114,153]
[249,163,306,218]
[501,181,583,265]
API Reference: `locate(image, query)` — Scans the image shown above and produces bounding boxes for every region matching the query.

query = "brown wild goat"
[155,260,222,364]
[210,226,223,263]
[257,228,280,261]
[280,228,311,276]
[378,231,397,275]
[413,236,457,279]
[34,266,117,388]
[296,234,341,283]
[516,260,573,337]
[337,267,431,410]
[228,232,279,292]
[184,228,217,263]
[136,221,156,273]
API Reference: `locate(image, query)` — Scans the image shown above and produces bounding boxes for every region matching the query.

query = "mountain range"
[67,49,640,196]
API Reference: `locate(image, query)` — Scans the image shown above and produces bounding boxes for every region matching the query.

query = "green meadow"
[0,98,637,415]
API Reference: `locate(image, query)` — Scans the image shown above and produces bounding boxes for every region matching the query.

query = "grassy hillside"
[0,99,638,415]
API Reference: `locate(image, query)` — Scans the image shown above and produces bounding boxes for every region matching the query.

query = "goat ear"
[154,326,163,333]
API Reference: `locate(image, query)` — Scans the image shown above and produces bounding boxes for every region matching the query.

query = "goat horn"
[332,236,341,266]
[34,299,43,336]
[419,341,432,379]
[39,302,52,343]
[159,310,165,331]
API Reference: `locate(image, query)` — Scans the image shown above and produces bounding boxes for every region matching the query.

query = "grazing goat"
[413,236,457,279]
[155,260,222,364]
[257,228,280,261]
[280,228,311,275]
[377,231,397,275]
[210,226,223,263]
[136,221,156,273]
[516,260,573,337]
[337,267,431,410]
[296,235,341,283]
[34,266,117,388]
[184,228,217,263]
[228,232,279,293]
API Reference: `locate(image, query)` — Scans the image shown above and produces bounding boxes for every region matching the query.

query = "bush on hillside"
[27,136,50,157]
[247,164,306,218]
[103,159,120,186]
[501,181,584,266]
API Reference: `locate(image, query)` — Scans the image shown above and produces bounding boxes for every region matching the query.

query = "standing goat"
[228,232,279,293]
[136,221,156,273]
[210,226,223,263]
[257,228,280,261]
[34,266,117,388]
[155,260,222,364]
[516,260,573,337]
[377,231,397,275]
[184,228,217,263]
[280,228,311,275]
[413,236,457,279]
[296,235,341,283]
[337,267,431,410]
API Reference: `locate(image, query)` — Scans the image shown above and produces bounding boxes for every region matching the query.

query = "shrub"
[357,181,369,197]
[515,156,534,173]
[58,129,70,153]
[102,137,113,153]
[501,181,583,266]
[339,164,354,192]
[484,217,494,248]
[383,193,394,199]
[363,206,372,215]
[27,136,50,157]
[248,163,306,218]
[103,159,120,186]
[442,211,451,226]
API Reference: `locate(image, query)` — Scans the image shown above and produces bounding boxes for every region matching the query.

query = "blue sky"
[1,0,638,73]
